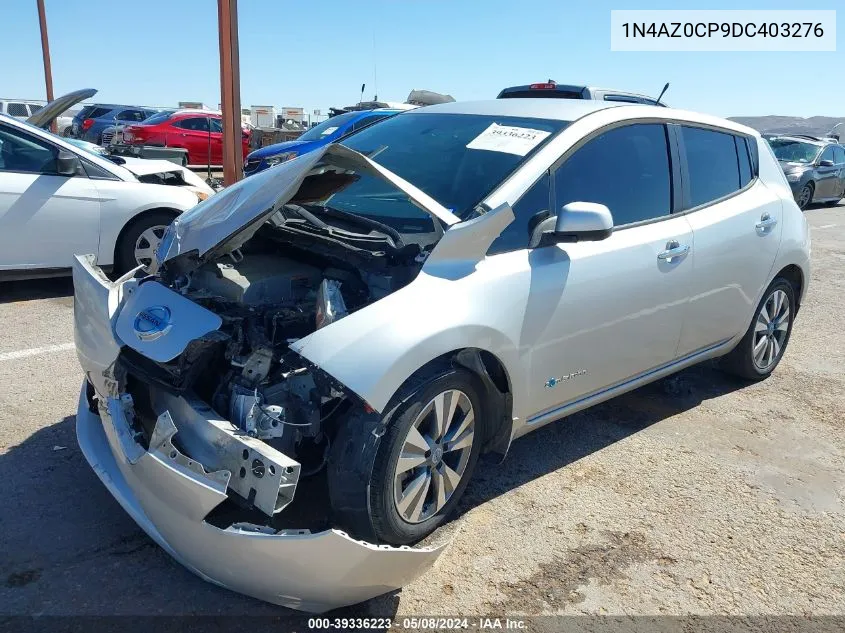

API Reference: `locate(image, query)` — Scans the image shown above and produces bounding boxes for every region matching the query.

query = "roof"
[769,134,832,146]
[406,98,625,120]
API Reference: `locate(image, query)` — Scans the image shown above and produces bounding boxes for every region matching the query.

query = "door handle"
[657,241,690,261]
[756,213,777,230]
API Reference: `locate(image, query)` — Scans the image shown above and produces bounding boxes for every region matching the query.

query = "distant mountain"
[729,115,845,137]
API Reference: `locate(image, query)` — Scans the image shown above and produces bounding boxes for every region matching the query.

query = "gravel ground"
[0,204,842,619]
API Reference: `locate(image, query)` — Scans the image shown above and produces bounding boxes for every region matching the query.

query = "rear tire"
[114,211,176,275]
[328,367,484,545]
[719,278,795,381]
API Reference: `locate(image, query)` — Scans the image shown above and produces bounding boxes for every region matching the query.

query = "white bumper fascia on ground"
[72,254,447,612]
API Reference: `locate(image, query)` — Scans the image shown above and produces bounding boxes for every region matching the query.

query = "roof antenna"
[359,83,366,105]
[655,82,670,105]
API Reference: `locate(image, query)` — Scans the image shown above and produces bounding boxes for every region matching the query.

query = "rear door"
[0,122,100,270]
[675,128,782,355]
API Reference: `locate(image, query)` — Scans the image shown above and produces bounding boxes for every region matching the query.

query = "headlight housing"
[265,151,298,167]
[785,172,802,182]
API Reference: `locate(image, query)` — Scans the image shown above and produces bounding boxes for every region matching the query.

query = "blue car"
[72,103,159,144]
[243,108,401,176]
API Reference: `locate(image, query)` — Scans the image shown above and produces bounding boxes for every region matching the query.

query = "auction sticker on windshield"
[466,123,551,156]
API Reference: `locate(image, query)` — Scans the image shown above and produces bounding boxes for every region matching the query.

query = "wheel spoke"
[431,468,447,512]
[445,428,474,453]
[445,408,473,443]
[766,339,775,366]
[433,391,459,441]
[404,424,430,453]
[753,336,768,364]
[396,469,431,522]
[759,304,770,325]
[775,307,790,331]
[440,463,462,494]
[754,317,768,332]
[134,246,155,261]
[771,335,782,359]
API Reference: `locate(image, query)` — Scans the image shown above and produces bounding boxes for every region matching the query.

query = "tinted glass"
[28,104,44,115]
[341,112,566,221]
[735,136,752,187]
[7,103,29,117]
[116,109,148,122]
[209,117,223,133]
[820,146,835,163]
[299,111,359,140]
[0,123,57,173]
[554,123,671,225]
[351,113,391,132]
[141,111,173,125]
[681,126,740,207]
[488,172,551,254]
[174,117,209,131]
[88,107,113,119]
[834,146,845,164]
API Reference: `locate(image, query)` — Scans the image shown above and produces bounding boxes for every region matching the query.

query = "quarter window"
[554,123,672,226]
[819,146,835,163]
[833,146,845,165]
[681,126,742,208]
[735,136,752,187]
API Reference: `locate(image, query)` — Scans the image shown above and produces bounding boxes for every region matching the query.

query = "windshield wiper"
[282,203,329,230]
[302,203,405,248]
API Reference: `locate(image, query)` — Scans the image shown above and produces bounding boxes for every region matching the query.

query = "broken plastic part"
[315,279,348,330]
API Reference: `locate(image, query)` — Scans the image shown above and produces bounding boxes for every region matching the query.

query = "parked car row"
[766,135,845,209]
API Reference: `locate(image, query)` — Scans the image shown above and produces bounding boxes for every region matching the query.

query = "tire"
[796,182,814,210]
[114,211,176,275]
[719,278,795,381]
[62,126,72,137]
[328,367,484,545]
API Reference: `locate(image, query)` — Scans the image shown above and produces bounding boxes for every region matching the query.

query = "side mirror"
[56,150,81,176]
[536,202,613,247]
[819,159,835,167]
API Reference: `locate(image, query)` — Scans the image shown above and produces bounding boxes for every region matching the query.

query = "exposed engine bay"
[119,210,430,518]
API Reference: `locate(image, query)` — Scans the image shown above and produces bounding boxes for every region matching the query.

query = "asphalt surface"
[0,205,843,618]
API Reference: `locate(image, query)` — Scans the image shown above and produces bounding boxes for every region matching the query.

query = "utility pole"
[217,0,243,185]
[36,0,56,132]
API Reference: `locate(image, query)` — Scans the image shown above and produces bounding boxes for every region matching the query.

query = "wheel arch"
[774,263,805,310]
[110,206,180,267]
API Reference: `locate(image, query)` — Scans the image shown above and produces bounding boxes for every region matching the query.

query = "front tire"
[114,211,175,275]
[720,278,795,381]
[328,367,484,545]
[796,183,814,210]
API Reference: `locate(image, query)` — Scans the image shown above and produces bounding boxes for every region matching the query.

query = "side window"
[209,118,223,133]
[819,146,835,163]
[173,117,209,132]
[116,109,148,122]
[554,123,672,226]
[834,146,845,165]
[0,123,58,174]
[7,103,29,117]
[487,172,552,255]
[28,104,44,115]
[680,126,741,208]
[735,136,752,187]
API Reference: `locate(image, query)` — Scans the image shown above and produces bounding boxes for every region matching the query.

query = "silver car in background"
[73,99,810,611]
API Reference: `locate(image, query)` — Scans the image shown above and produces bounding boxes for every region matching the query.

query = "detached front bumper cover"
[72,254,448,612]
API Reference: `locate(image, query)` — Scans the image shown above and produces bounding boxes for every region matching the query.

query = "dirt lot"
[0,205,843,618]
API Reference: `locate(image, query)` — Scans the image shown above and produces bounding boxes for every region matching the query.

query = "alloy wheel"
[134,225,167,268]
[752,288,790,371]
[798,185,813,209]
[393,389,475,524]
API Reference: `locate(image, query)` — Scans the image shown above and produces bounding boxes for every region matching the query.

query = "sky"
[1,0,842,119]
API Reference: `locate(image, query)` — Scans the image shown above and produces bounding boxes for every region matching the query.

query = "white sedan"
[0,96,211,280]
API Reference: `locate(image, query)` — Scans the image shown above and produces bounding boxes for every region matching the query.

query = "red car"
[121,110,250,165]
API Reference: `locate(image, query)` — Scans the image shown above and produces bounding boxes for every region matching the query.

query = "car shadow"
[0,362,746,618]
[0,277,73,304]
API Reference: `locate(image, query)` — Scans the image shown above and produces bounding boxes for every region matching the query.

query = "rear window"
[140,111,173,125]
[81,106,113,119]
[681,126,743,208]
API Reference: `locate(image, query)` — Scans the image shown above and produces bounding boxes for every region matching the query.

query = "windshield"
[299,111,359,141]
[769,138,821,164]
[319,112,566,230]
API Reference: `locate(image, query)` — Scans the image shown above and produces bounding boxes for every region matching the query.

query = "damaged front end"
[71,143,459,611]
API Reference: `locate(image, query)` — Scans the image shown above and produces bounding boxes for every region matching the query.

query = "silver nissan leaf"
[73,99,810,611]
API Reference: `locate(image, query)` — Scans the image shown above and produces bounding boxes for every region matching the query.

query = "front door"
[170,116,215,166]
[815,145,839,199]
[522,123,693,420]
[0,122,100,271]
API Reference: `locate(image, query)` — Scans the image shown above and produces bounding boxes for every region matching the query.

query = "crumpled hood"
[779,160,811,173]
[155,143,460,271]
[249,139,317,160]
